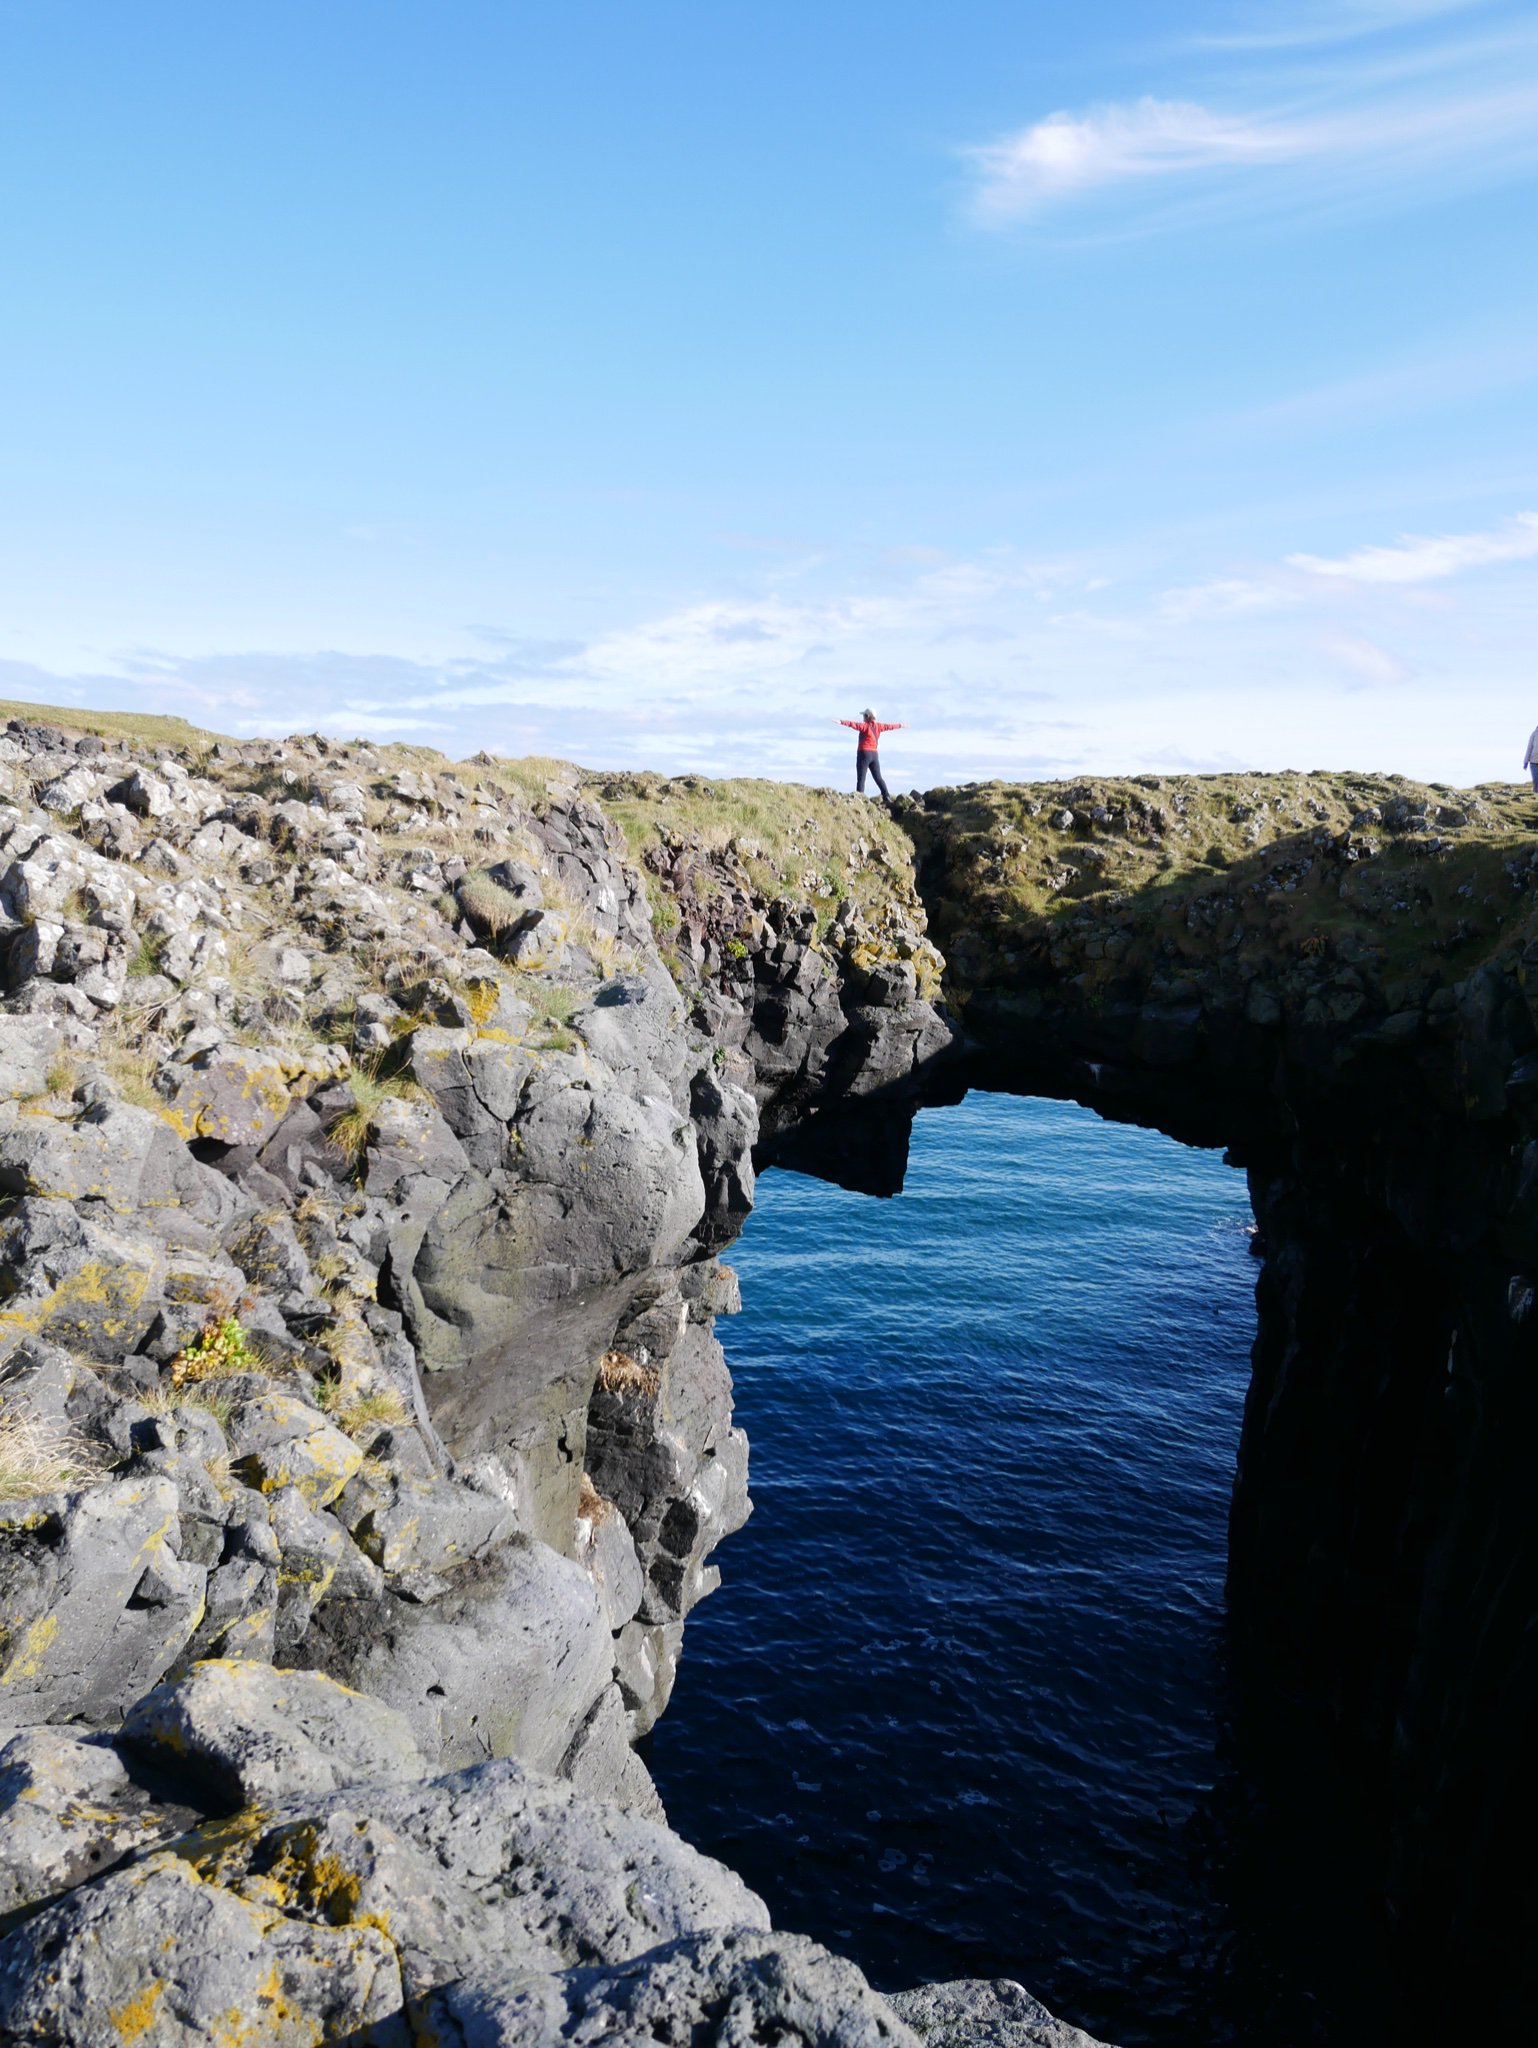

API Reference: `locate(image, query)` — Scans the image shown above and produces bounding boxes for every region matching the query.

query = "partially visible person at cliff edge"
[1525,721,1538,791]
[840,708,904,805]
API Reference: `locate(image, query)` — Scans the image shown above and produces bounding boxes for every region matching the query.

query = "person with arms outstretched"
[841,709,904,805]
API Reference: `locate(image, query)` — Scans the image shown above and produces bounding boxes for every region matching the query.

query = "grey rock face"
[0,1477,204,1732]
[889,1978,1114,2047]
[0,1726,199,1920]
[0,717,989,2043]
[418,1928,919,2047]
[0,1016,60,1100]
[0,1851,403,2046]
[0,1197,165,1363]
[119,1658,426,1809]
[296,1538,613,1774]
[586,1308,750,1637]
[558,1681,665,1820]
[254,1754,769,1966]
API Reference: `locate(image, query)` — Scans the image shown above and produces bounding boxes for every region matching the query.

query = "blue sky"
[2,0,1536,789]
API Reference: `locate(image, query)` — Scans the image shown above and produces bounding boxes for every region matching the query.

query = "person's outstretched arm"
[839,719,861,730]
[878,721,905,734]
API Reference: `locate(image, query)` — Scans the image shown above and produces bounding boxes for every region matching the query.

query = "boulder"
[226,1391,363,1507]
[157,1044,337,1147]
[0,1015,60,1099]
[267,1484,349,1649]
[0,1477,205,1731]
[295,1538,613,1774]
[0,1197,164,1363]
[0,1851,402,2045]
[119,1659,426,1809]
[417,1928,918,2047]
[190,1803,496,2006]
[505,907,568,969]
[888,1978,1111,2047]
[185,1751,768,1977]
[0,1101,247,1233]
[0,1725,199,1919]
[333,1464,516,1577]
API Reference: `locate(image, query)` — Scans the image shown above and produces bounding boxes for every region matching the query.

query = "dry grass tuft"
[336,1385,408,1438]
[458,871,530,938]
[314,1365,408,1438]
[594,1348,660,1398]
[0,1407,108,1501]
[141,1381,238,1429]
[326,1058,426,1162]
[576,1471,615,1526]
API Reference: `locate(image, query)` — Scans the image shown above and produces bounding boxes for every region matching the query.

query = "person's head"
[863,707,875,721]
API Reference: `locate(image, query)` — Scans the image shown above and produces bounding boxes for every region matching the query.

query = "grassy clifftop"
[9,695,1535,1011]
[909,769,1538,1002]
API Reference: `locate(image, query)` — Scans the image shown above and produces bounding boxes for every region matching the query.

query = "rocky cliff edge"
[0,707,1098,2047]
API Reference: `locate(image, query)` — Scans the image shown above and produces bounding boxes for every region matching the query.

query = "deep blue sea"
[649,1091,1388,2047]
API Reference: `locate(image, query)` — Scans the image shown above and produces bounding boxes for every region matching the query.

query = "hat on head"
[863,707,875,719]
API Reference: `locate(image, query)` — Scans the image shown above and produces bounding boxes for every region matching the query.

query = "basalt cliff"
[0,702,1533,2040]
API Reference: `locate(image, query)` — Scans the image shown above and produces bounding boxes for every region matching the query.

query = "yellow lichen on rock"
[108,1978,165,2043]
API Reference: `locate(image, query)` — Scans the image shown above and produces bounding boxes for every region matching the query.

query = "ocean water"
[647,1090,1355,2046]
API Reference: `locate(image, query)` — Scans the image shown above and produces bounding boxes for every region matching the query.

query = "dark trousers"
[856,749,891,801]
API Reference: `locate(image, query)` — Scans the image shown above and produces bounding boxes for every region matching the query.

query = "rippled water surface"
[648,1091,1322,2045]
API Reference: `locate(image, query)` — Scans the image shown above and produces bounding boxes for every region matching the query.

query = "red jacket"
[841,718,904,752]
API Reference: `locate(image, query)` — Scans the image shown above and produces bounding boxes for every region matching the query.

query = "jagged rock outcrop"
[0,1656,959,2046]
[0,716,943,1780]
[0,709,993,2046]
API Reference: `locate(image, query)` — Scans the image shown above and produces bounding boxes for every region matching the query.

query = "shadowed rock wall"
[902,770,1538,2018]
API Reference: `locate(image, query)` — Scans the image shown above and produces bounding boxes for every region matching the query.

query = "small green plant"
[126,931,167,978]
[170,1315,261,1388]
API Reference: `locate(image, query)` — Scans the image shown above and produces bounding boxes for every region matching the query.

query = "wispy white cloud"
[1288,510,1538,581]
[1321,630,1411,684]
[964,2,1538,227]
[5,505,1537,791]
[1160,576,1283,623]
[968,82,1538,223]
[1194,0,1490,53]
[966,98,1310,220]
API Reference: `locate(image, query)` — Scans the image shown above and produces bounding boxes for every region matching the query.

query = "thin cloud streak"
[967,98,1312,220]
[1193,0,1489,53]
[1288,510,1538,581]
[967,84,1538,223]
[965,0,1538,228]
